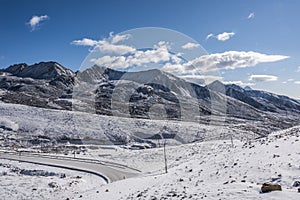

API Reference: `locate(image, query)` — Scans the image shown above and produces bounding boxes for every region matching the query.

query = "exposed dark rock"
[261,182,282,193]
[293,181,300,187]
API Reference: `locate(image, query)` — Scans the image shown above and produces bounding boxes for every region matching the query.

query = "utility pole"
[163,139,168,173]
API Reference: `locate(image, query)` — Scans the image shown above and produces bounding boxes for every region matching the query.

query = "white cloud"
[96,41,136,54]
[72,34,289,86]
[247,12,255,19]
[71,38,98,46]
[294,81,300,84]
[249,75,278,82]
[27,15,49,31]
[73,36,179,69]
[206,32,235,41]
[206,33,214,40]
[162,51,288,75]
[222,80,255,86]
[91,55,127,69]
[161,63,186,74]
[296,66,300,72]
[287,78,294,82]
[183,51,289,73]
[216,32,235,41]
[90,41,181,69]
[111,33,131,44]
[178,74,222,85]
[181,42,200,50]
[71,34,135,55]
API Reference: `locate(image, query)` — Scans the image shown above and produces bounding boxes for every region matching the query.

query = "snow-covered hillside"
[0,101,282,150]
[0,61,300,199]
[82,125,300,200]
[1,121,299,199]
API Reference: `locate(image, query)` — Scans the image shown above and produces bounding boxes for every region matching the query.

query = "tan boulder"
[261,182,282,193]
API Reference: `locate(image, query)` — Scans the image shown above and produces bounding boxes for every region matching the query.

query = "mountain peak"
[207,80,225,93]
[226,83,244,92]
[2,63,28,75]
[244,86,252,91]
[3,61,74,80]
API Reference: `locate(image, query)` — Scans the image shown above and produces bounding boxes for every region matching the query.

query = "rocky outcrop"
[261,182,282,193]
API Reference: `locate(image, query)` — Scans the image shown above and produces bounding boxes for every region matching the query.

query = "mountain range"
[0,61,299,132]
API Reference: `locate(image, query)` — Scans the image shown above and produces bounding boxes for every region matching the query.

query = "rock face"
[0,62,75,110]
[261,182,282,193]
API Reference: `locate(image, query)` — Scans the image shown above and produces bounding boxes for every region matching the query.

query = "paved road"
[0,151,140,183]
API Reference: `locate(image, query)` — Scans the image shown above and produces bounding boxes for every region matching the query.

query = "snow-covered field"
[0,159,106,200]
[0,102,299,199]
[0,101,259,149]
[1,124,299,199]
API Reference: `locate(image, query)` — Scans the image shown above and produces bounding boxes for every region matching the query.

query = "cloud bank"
[162,51,289,73]
[72,34,289,86]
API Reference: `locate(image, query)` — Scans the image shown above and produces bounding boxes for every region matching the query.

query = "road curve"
[0,152,140,183]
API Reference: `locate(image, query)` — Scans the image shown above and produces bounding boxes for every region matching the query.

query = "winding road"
[0,151,140,183]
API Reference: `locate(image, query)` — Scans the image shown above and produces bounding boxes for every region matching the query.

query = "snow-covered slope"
[2,121,298,199]
[81,125,300,200]
[0,101,259,148]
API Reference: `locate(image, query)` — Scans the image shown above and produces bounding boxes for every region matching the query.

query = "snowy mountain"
[0,62,300,129]
[208,80,300,115]
[0,62,75,110]
[75,65,278,122]
[2,62,75,81]
[244,86,252,91]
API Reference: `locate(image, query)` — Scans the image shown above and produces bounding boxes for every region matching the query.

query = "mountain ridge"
[0,61,299,131]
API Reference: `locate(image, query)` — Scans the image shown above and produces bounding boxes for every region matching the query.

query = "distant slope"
[208,80,300,115]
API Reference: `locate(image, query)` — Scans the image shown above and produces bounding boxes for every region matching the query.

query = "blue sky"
[1,0,300,98]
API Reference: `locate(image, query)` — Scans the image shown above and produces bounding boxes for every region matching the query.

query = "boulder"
[293,181,300,187]
[261,182,282,193]
[48,182,59,188]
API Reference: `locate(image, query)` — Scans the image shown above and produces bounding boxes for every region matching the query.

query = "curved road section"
[0,151,140,183]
